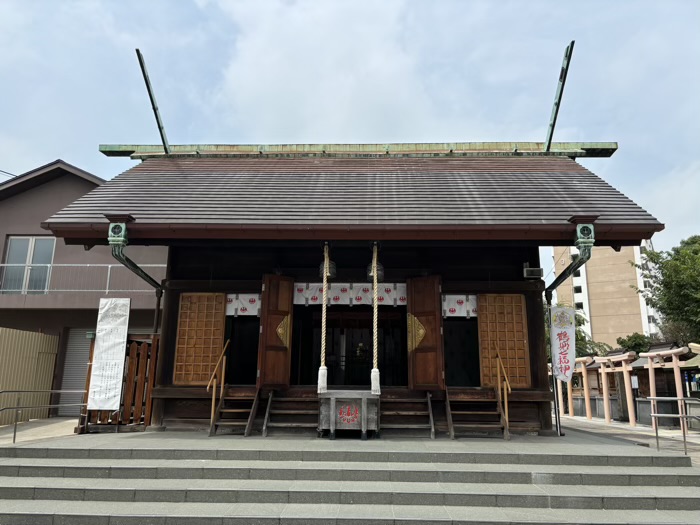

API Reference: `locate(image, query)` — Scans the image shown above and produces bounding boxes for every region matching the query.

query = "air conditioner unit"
[108,222,128,245]
[524,267,544,279]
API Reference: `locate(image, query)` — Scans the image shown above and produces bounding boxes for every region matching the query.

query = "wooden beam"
[99,141,618,159]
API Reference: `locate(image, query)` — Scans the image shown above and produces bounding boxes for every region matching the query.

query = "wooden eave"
[99,141,618,160]
[44,221,662,247]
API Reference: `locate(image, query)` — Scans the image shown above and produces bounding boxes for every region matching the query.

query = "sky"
[0,0,698,264]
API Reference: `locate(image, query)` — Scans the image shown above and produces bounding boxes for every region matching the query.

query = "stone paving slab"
[1,477,698,509]
[2,501,700,524]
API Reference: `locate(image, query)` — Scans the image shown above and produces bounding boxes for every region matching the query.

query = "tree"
[616,332,652,354]
[637,236,700,345]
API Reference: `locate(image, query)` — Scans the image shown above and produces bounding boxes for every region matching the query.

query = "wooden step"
[380,423,432,429]
[223,395,256,400]
[381,398,427,403]
[453,423,502,430]
[220,408,250,413]
[216,421,248,427]
[451,410,499,416]
[273,397,318,402]
[267,422,318,428]
[270,409,318,415]
[380,410,429,416]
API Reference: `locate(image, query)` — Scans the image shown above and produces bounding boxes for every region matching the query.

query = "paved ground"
[560,415,700,465]
[0,417,76,446]
[2,414,699,466]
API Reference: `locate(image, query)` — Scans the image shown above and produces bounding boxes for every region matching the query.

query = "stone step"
[1,477,699,510]
[0,447,692,467]
[2,501,700,524]
[1,459,698,485]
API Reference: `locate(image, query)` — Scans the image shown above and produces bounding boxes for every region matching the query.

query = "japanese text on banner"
[550,306,576,383]
[87,298,131,411]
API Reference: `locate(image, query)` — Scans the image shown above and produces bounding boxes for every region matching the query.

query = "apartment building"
[552,241,660,348]
[0,160,167,415]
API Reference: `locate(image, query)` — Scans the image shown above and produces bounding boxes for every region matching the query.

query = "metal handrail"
[0,389,87,444]
[648,396,700,455]
[0,263,166,294]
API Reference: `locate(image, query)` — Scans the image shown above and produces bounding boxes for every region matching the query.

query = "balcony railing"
[0,264,166,294]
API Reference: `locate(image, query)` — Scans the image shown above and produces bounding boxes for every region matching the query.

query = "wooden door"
[407,276,445,390]
[173,293,226,385]
[478,294,531,388]
[257,274,294,389]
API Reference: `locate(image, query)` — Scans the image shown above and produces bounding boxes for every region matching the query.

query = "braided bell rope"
[372,243,378,370]
[320,243,329,368]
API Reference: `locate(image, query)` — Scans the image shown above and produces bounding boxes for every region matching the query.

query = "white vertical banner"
[87,298,131,411]
[551,306,576,383]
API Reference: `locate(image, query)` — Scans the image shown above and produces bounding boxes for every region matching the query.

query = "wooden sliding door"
[478,294,531,388]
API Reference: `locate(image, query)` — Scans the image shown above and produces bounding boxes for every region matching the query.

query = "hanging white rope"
[317,243,329,393]
[370,242,381,395]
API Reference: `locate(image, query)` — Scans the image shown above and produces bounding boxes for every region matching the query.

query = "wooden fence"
[81,336,159,431]
[0,328,59,425]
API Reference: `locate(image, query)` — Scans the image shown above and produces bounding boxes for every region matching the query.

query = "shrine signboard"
[550,306,575,383]
[87,298,131,410]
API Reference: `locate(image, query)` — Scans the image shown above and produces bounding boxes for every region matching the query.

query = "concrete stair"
[0,444,699,524]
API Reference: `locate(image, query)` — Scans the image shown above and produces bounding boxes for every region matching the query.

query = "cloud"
[0,0,697,250]
[641,161,700,251]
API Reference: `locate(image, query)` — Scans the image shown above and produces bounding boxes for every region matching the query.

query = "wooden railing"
[207,339,230,434]
[496,352,512,440]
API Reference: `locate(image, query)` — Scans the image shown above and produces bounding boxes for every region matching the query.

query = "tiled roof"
[44,156,663,243]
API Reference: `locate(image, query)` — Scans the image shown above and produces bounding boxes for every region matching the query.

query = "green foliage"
[637,236,700,345]
[616,332,652,354]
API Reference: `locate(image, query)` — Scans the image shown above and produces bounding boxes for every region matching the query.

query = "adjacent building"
[0,160,166,414]
[552,240,660,348]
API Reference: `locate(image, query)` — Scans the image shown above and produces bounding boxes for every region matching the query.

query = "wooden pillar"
[672,355,687,434]
[647,358,657,431]
[567,380,574,417]
[581,364,592,420]
[557,379,565,417]
[621,364,636,427]
[524,288,552,432]
[601,365,611,423]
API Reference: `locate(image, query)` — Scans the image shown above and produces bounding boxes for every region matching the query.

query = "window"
[573,270,581,278]
[1,236,55,294]
[575,302,584,311]
[573,286,582,294]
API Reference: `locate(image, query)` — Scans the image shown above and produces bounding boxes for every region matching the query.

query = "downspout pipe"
[544,225,595,436]
[545,238,594,304]
[111,244,162,293]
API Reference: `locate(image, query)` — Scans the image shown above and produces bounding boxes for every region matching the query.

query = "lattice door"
[478,294,531,388]
[174,293,226,385]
